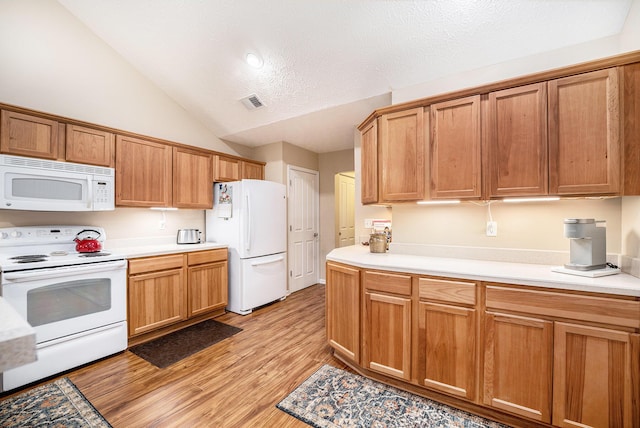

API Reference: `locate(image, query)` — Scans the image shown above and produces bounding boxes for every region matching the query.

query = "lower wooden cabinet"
[553,323,639,428]
[325,262,360,363]
[362,270,412,380]
[483,312,553,423]
[127,249,228,342]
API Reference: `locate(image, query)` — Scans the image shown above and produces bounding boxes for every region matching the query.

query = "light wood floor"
[12,284,347,427]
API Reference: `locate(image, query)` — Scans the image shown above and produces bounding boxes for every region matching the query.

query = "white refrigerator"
[205,179,287,315]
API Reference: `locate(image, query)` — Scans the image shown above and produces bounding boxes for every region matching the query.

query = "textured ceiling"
[57,0,633,153]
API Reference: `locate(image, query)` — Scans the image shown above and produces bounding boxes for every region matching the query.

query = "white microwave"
[0,154,115,211]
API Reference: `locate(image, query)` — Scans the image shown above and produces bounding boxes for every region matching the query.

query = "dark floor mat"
[129,319,242,368]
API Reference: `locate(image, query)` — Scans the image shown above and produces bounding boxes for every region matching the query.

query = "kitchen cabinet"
[378,107,425,202]
[187,249,228,317]
[553,323,639,428]
[483,311,553,423]
[127,254,187,337]
[115,135,173,207]
[359,119,378,204]
[0,110,61,159]
[128,249,229,343]
[362,270,412,380]
[487,83,548,197]
[213,155,240,182]
[548,68,620,195]
[173,146,213,209]
[66,124,115,167]
[241,160,264,180]
[430,95,481,199]
[325,262,360,364]
[417,277,477,401]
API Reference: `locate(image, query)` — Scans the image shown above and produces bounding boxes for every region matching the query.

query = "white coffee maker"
[563,218,606,271]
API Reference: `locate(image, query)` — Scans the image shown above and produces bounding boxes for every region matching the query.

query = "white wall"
[0,0,237,153]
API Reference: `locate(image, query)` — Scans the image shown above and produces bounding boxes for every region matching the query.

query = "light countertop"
[0,297,36,372]
[327,245,640,297]
[105,239,227,259]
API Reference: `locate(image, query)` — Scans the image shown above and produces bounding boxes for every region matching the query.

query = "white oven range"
[0,226,127,392]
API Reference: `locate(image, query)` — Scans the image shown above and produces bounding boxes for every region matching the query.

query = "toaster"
[177,229,202,244]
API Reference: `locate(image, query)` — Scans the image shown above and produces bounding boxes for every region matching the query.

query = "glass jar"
[369,232,387,253]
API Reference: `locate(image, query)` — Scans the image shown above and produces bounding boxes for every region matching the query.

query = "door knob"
[313,232,318,237]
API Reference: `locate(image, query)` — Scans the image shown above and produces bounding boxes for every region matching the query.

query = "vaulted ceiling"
[57,0,634,153]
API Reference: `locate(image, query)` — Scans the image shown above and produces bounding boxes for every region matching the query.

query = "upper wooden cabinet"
[213,155,240,182]
[116,135,173,207]
[173,147,213,209]
[487,83,548,197]
[548,68,620,195]
[241,160,264,180]
[66,124,115,167]
[0,110,61,159]
[379,108,425,202]
[430,95,482,199]
[360,119,378,204]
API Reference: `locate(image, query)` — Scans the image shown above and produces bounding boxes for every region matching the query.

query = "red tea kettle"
[74,229,102,253]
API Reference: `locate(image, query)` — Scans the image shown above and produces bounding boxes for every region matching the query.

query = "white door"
[335,172,355,247]
[287,166,319,293]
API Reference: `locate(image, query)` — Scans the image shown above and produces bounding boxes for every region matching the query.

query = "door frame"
[287,165,320,293]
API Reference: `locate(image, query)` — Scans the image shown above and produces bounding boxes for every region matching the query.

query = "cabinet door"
[326,262,360,363]
[363,270,412,380]
[0,110,60,159]
[549,68,620,195]
[173,147,213,209]
[66,124,115,167]
[128,268,187,336]
[213,155,240,182]
[360,119,378,204]
[418,302,476,400]
[116,135,172,207]
[483,312,553,423]
[188,261,228,317]
[379,108,425,201]
[241,161,264,180]
[430,95,481,199]
[488,83,548,197]
[553,323,639,428]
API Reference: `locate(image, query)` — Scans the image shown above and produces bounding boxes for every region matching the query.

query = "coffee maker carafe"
[563,218,606,271]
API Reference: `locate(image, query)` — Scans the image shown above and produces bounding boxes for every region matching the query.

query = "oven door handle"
[3,260,127,282]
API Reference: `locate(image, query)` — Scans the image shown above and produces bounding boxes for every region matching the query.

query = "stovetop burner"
[10,255,48,260]
[15,258,47,264]
[79,252,111,258]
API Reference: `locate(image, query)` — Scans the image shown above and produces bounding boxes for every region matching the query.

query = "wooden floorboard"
[10,284,347,428]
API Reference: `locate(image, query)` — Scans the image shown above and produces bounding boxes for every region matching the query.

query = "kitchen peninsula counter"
[327,245,640,297]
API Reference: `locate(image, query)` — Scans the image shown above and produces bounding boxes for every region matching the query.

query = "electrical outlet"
[159,220,166,230]
[364,218,373,228]
[486,221,497,237]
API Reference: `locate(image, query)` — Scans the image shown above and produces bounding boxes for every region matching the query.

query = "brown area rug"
[129,319,242,368]
[0,377,111,427]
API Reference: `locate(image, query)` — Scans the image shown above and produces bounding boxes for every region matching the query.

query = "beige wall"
[0,0,238,154]
[318,149,355,280]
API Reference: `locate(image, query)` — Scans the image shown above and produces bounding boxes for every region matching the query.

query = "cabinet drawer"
[419,277,476,305]
[128,254,185,275]
[486,285,640,329]
[363,270,411,296]
[187,248,227,266]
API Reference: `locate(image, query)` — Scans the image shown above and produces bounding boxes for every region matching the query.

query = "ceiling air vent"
[240,94,265,110]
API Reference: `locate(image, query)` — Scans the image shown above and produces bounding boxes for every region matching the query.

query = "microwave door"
[2,169,91,211]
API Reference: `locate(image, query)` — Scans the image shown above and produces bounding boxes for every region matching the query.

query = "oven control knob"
[10,231,22,238]
[0,232,8,239]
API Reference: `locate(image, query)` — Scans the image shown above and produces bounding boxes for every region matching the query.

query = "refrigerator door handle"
[250,255,285,267]
[245,193,251,251]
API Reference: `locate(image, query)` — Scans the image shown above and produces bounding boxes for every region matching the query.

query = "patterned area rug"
[277,365,511,428]
[0,377,111,427]
[129,319,242,368]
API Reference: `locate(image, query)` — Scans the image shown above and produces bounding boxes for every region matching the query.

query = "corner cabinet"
[116,135,173,207]
[325,262,360,363]
[326,261,640,428]
[128,249,228,345]
[548,68,620,196]
[430,95,482,199]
